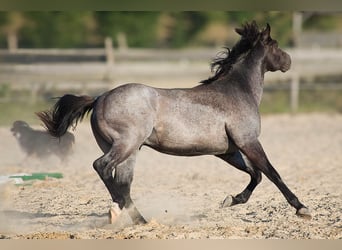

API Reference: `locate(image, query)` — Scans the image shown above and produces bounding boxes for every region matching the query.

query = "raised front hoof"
[296,207,312,220]
[220,195,236,208]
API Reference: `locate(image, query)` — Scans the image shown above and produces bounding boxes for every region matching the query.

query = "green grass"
[0,101,52,126]
[260,89,342,114]
[260,90,292,113]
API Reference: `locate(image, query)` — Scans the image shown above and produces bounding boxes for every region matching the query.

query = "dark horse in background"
[37,21,311,224]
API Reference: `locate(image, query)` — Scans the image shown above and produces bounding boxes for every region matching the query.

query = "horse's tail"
[36,94,96,138]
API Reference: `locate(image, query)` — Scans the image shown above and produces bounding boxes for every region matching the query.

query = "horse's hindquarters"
[91,84,158,151]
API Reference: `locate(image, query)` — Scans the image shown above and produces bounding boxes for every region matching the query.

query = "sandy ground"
[0,113,341,239]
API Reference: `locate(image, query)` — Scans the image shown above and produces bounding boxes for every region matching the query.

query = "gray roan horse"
[37,21,311,224]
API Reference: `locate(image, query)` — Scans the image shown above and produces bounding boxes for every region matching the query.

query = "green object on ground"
[9,173,63,181]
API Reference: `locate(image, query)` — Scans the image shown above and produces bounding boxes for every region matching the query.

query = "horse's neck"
[230,57,265,106]
[248,62,264,106]
[245,45,267,106]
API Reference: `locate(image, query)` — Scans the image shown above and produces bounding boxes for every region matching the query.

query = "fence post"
[117,32,128,51]
[8,31,18,53]
[30,82,39,104]
[290,72,299,113]
[104,37,114,80]
[105,37,115,65]
[292,12,303,48]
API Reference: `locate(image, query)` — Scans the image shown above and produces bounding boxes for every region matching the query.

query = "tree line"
[0,11,340,49]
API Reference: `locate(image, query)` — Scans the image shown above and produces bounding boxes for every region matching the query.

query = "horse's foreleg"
[239,140,311,219]
[216,151,262,207]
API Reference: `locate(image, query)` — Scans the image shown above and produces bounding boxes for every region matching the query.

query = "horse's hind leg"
[238,140,311,218]
[113,152,147,224]
[93,145,147,224]
[216,151,261,207]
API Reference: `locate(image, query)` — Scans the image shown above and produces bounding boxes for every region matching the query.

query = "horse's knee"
[254,170,262,184]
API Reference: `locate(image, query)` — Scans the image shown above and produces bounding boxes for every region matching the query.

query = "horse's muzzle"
[281,53,291,72]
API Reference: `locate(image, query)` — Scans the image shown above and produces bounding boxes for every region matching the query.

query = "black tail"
[36,94,95,137]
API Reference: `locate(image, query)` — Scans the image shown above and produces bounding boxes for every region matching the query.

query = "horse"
[37,21,311,224]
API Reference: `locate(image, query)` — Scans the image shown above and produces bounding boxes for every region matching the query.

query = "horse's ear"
[261,23,271,41]
[265,23,271,34]
[235,27,244,36]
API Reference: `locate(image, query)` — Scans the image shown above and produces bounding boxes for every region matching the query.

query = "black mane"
[200,21,261,84]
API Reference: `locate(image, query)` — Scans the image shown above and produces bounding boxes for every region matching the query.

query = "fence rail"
[2,47,342,62]
[0,48,217,63]
[1,47,342,112]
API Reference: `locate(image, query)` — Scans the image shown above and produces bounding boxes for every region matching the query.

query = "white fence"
[1,47,342,112]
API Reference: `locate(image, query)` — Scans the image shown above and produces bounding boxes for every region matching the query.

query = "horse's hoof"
[296,207,312,220]
[108,205,121,224]
[126,205,148,225]
[132,216,148,225]
[221,195,234,208]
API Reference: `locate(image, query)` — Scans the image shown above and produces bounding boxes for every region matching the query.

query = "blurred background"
[0,11,342,125]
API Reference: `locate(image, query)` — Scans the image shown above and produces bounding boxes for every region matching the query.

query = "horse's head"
[235,21,291,73]
[200,21,291,85]
[259,23,291,73]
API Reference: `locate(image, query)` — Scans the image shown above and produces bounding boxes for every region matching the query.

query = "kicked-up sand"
[0,113,341,239]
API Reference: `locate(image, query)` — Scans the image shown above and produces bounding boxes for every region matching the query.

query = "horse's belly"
[145,126,229,156]
[143,90,231,156]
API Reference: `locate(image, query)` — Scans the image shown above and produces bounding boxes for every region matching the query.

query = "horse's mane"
[200,21,261,84]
